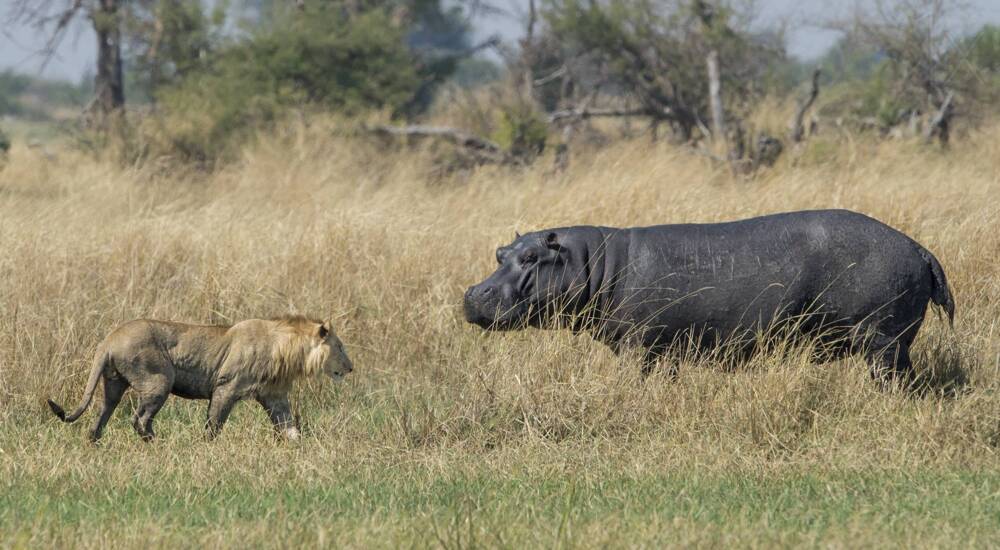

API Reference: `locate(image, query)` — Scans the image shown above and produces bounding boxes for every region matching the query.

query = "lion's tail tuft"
[48,348,109,424]
[47,399,68,421]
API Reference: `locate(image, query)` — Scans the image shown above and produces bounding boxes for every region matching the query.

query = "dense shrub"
[966,25,1000,72]
[151,7,422,163]
[491,101,549,160]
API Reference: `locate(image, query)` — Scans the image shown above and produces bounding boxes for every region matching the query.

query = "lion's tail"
[48,347,109,423]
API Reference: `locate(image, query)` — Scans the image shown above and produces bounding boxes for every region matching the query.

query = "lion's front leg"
[256,393,299,440]
[205,385,242,440]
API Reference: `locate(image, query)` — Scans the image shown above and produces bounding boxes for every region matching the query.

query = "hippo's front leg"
[606,336,676,380]
[639,348,679,380]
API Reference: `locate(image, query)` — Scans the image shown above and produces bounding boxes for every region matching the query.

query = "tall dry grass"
[0,117,998,546]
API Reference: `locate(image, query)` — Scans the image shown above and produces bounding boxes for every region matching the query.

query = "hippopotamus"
[463,209,954,384]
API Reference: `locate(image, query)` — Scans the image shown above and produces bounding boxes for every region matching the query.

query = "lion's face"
[316,322,353,381]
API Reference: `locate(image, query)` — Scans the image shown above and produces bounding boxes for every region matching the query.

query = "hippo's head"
[464,231,587,331]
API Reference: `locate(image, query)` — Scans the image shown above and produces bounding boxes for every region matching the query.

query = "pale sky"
[2,0,1000,82]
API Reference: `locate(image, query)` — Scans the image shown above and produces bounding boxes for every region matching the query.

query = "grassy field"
[1,119,998,548]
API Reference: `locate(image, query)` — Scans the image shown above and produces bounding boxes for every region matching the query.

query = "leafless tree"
[5,0,125,127]
[373,0,812,175]
[848,0,978,147]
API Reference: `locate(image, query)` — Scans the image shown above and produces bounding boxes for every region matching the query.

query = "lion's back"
[100,319,228,375]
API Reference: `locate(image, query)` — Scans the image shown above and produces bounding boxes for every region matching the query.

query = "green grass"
[2,402,998,548]
[2,455,997,548]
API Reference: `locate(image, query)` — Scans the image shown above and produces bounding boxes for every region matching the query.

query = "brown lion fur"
[266,315,335,383]
[47,315,354,442]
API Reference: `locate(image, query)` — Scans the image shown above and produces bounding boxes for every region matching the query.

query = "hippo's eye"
[520,251,537,266]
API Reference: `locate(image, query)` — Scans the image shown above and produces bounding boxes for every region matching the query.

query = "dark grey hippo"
[463,209,954,385]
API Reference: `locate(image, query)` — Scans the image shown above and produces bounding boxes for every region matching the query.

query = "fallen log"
[365,124,515,165]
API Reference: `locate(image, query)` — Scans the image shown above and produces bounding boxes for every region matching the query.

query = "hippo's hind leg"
[868,343,916,389]
[865,336,918,390]
[852,309,923,390]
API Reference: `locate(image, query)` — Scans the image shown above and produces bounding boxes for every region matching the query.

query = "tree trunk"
[706,49,726,145]
[924,91,954,148]
[145,1,168,101]
[92,0,125,123]
[789,69,821,143]
[520,0,538,99]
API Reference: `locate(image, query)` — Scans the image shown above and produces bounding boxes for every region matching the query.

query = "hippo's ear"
[515,231,522,239]
[544,232,561,250]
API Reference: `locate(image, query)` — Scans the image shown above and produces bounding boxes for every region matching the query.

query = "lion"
[47,315,353,442]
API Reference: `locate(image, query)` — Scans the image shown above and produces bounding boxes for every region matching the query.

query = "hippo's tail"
[918,247,955,326]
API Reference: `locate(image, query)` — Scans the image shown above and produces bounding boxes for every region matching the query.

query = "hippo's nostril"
[481,287,494,296]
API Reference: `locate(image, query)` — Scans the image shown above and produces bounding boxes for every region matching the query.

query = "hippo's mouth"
[463,299,534,331]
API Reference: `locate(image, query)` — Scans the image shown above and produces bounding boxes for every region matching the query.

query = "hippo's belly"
[612,225,830,347]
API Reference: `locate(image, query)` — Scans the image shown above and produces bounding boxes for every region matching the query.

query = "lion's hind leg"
[130,375,173,442]
[205,385,241,440]
[132,393,169,442]
[89,376,128,443]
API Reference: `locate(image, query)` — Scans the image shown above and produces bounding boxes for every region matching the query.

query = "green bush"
[124,0,222,102]
[152,7,423,163]
[966,25,1000,72]
[491,102,548,160]
[853,63,913,127]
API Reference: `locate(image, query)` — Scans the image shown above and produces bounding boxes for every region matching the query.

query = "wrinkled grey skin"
[464,209,955,385]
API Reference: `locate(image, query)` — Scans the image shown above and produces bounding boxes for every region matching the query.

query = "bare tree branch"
[548,107,652,124]
[551,82,602,172]
[13,0,86,72]
[534,65,567,88]
[788,68,821,143]
[923,89,954,146]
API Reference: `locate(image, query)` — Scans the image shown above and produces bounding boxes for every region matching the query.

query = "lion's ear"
[317,322,329,339]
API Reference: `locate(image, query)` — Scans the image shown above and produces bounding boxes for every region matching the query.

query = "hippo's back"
[612,209,941,350]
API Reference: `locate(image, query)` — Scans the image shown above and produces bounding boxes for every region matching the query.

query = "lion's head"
[271,316,354,383]
[309,321,354,381]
